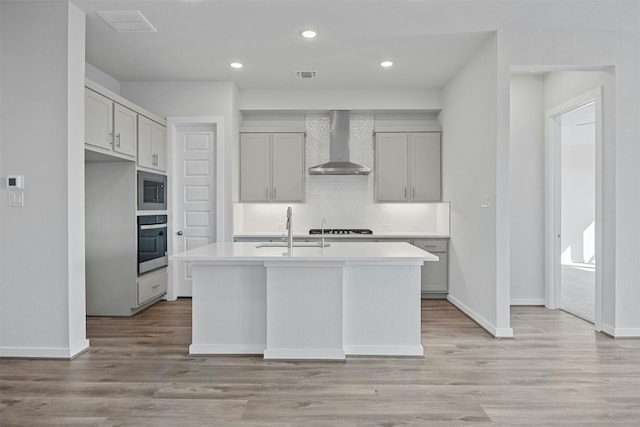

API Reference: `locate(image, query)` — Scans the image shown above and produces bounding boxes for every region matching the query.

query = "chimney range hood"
[308,110,372,175]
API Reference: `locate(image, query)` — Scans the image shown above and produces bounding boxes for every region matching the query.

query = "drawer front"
[411,239,448,252]
[137,269,167,305]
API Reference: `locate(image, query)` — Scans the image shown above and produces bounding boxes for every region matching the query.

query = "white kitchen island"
[172,242,437,360]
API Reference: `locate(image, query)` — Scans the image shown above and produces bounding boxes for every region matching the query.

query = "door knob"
[176,231,183,236]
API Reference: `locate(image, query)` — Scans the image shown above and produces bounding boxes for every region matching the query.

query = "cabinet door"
[113,103,137,157]
[137,115,154,168]
[85,90,113,150]
[240,133,271,201]
[271,133,304,202]
[376,133,409,201]
[410,133,441,201]
[421,252,448,293]
[152,123,167,171]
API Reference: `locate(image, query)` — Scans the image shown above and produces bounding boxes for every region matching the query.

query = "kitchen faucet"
[286,206,293,253]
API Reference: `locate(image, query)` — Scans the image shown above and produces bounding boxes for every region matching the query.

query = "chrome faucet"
[286,206,293,253]
[321,217,326,248]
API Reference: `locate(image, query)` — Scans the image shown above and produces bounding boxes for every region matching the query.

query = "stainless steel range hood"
[308,110,372,175]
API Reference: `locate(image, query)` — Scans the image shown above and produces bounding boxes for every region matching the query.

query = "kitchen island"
[172,242,437,360]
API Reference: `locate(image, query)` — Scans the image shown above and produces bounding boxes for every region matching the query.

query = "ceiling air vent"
[295,70,318,79]
[97,11,157,33]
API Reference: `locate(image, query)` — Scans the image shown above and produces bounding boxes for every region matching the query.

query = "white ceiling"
[75,0,494,90]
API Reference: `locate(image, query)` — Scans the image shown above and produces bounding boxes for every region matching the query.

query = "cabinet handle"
[404,187,407,199]
[151,284,160,289]
[116,133,121,147]
[110,132,114,146]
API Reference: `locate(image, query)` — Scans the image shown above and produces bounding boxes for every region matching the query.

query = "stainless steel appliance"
[309,228,373,235]
[137,171,167,210]
[138,215,168,274]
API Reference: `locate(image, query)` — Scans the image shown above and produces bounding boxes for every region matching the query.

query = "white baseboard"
[0,339,90,359]
[447,295,514,338]
[189,344,265,355]
[344,345,424,357]
[510,298,545,306]
[264,348,346,360]
[600,324,640,338]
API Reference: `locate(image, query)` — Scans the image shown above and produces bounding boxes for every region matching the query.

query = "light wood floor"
[2,300,639,426]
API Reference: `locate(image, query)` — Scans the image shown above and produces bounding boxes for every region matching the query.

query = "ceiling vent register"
[295,70,318,79]
[97,11,157,33]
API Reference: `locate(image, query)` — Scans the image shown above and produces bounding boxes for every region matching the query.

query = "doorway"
[546,89,602,328]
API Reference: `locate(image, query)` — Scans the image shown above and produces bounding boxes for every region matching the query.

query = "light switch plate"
[8,190,24,207]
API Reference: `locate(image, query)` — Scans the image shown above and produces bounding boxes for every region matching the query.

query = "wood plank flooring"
[2,299,639,426]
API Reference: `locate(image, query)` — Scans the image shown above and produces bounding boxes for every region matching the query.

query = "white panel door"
[174,126,215,297]
[85,89,113,150]
[376,133,409,202]
[271,133,304,202]
[410,132,441,201]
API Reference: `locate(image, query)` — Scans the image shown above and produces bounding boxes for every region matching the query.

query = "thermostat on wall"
[7,175,24,189]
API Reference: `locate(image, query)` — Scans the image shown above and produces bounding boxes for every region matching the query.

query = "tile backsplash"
[235,113,449,234]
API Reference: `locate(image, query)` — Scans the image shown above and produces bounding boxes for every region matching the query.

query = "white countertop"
[233,232,450,239]
[172,241,439,263]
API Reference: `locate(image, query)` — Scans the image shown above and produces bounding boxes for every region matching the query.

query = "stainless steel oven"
[138,215,168,274]
[137,171,167,211]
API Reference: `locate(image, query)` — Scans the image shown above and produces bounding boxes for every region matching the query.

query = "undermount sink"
[255,242,330,248]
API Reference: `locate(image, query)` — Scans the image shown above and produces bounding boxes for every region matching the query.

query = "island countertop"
[172,241,439,263]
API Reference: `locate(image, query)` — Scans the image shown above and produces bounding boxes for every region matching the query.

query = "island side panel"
[189,263,267,354]
[264,262,345,360]
[343,263,424,356]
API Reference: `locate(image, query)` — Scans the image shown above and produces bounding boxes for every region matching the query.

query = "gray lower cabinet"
[410,239,448,297]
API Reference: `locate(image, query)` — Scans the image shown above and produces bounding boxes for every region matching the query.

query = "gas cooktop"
[309,228,373,235]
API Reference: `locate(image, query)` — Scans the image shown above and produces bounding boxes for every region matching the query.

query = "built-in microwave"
[137,171,167,211]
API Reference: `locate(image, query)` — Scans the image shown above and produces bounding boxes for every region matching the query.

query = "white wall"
[441,35,512,337]
[544,72,604,111]
[0,1,88,357]
[85,62,120,94]
[120,81,239,242]
[509,75,545,305]
[239,89,442,111]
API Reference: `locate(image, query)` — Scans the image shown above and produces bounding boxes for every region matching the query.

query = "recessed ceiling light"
[300,29,317,39]
[379,60,394,68]
[229,62,243,69]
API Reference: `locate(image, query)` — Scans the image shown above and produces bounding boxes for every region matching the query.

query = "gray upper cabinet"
[85,88,137,159]
[375,132,441,202]
[85,89,113,151]
[137,115,167,172]
[240,132,305,202]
